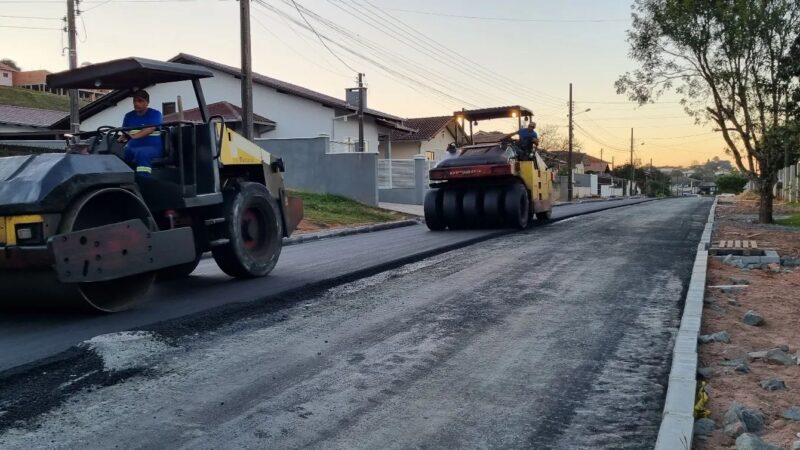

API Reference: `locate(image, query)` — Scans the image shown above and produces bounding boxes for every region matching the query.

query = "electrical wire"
[377,7,627,23]
[286,0,359,73]
[0,24,62,30]
[0,14,61,20]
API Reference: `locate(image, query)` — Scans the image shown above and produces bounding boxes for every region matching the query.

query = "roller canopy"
[47,57,214,90]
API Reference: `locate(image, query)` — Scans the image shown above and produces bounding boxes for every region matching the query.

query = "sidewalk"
[379,202,423,216]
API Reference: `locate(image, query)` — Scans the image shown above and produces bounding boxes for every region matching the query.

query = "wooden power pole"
[66,0,79,133]
[567,83,574,202]
[240,0,254,139]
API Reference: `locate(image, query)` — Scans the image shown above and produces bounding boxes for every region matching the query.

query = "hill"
[0,86,88,111]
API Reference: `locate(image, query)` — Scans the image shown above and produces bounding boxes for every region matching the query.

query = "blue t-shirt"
[122,108,162,150]
[518,128,538,141]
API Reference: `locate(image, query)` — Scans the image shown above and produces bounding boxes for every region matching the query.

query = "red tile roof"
[0,105,67,128]
[548,151,610,173]
[390,116,453,141]
[0,63,18,72]
[163,101,275,126]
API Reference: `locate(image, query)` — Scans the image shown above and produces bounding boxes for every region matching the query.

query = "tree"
[537,124,582,152]
[716,171,749,194]
[0,58,20,71]
[616,0,800,223]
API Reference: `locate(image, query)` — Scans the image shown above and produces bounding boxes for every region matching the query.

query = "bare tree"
[537,124,583,151]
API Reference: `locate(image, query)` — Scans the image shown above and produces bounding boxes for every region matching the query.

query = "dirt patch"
[695,197,800,449]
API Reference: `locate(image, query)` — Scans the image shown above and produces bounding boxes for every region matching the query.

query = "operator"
[118,90,163,176]
[441,143,458,161]
[518,121,539,152]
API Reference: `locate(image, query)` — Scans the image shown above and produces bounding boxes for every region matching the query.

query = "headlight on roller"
[14,222,44,245]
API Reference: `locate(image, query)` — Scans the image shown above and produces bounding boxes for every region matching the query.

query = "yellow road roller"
[0,57,302,312]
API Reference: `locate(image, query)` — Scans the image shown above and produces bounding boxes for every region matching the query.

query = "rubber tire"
[424,189,446,231]
[504,183,530,229]
[442,189,464,229]
[482,187,504,227]
[212,182,283,278]
[461,188,483,228]
[536,210,553,221]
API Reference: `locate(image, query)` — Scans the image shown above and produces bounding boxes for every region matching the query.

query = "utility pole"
[567,82,574,202]
[358,73,364,152]
[240,0,254,139]
[66,0,79,133]
[630,128,635,196]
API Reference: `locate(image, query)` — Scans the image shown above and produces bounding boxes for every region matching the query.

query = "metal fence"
[328,139,370,154]
[378,159,436,189]
[778,163,799,202]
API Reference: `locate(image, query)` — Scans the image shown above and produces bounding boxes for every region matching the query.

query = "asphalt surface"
[0,198,649,373]
[0,197,712,449]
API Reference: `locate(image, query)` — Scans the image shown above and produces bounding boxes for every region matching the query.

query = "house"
[52,53,410,153]
[698,181,718,195]
[0,105,66,133]
[12,69,107,101]
[0,63,17,87]
[163,101,276,135]
[547,151,610,174]
[383,116,464,160]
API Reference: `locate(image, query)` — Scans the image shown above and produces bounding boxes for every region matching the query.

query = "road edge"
[654,197,717,450]
[284,219,421,246]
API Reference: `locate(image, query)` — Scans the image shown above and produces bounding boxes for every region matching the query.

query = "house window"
[425,151,435,160]
[2,73,7,78]
[162,102,176,116]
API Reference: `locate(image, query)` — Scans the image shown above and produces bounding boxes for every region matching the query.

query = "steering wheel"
[93,125,132,155]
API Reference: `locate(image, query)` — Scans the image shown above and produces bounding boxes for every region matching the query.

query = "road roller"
[424,106,554,230]
[0,57,302,312]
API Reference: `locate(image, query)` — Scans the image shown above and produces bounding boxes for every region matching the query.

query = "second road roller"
[424,106,554,230]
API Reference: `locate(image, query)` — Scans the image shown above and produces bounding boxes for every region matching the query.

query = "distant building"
[384,116,465,160]
[12,69,107,101]
[697,181,718,195]
[0,63,17,87]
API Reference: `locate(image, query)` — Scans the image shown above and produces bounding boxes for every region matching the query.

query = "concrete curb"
[654,197,717,450]
[283,219,421,246]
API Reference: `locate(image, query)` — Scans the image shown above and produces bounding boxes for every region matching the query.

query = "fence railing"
[328,139,370,154]
[377,158,438,189]
[778,163,799,202]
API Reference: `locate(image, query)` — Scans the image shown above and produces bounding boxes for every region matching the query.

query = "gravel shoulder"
[695,197,800,449]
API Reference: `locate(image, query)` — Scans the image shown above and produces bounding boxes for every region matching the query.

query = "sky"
[0,0,731,167]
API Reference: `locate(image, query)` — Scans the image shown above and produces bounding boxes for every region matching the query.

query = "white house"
[380,116,464,161]
[52,54,411,152]
[0,63,16,87]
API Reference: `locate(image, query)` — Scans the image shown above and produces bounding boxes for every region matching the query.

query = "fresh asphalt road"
[0,198,649,373]
[0,198,713,449]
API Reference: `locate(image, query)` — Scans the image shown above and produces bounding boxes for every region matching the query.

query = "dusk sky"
[1,0,729,167]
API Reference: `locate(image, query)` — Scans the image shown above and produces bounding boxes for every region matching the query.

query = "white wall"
[0,70,12,87]
[82,67,383,151]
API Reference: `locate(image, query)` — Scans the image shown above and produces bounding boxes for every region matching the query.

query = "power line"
[0,14,61,20]
[374,6,627,23]
[358,0,569,108]
[0,24,62,30]
[255,1,481,108]
[284,0,358,73]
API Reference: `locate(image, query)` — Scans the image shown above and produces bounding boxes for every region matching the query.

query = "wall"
[384,141,419,159]
[0,70,12,87]
[82,68,384,152]
[256,137,378,206]
[420,129,456,161]
[12,70,48,87]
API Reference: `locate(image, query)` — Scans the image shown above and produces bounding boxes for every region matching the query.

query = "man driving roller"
[119,89,162,176]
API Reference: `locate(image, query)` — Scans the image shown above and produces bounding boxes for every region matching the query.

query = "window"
[425,151,435,160]
[2,73,7,78]
[162,102,176,116]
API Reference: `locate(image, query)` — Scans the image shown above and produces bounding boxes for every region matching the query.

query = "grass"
[289,190,409,229]
[0,86,88,111]
[775,213,800,227]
